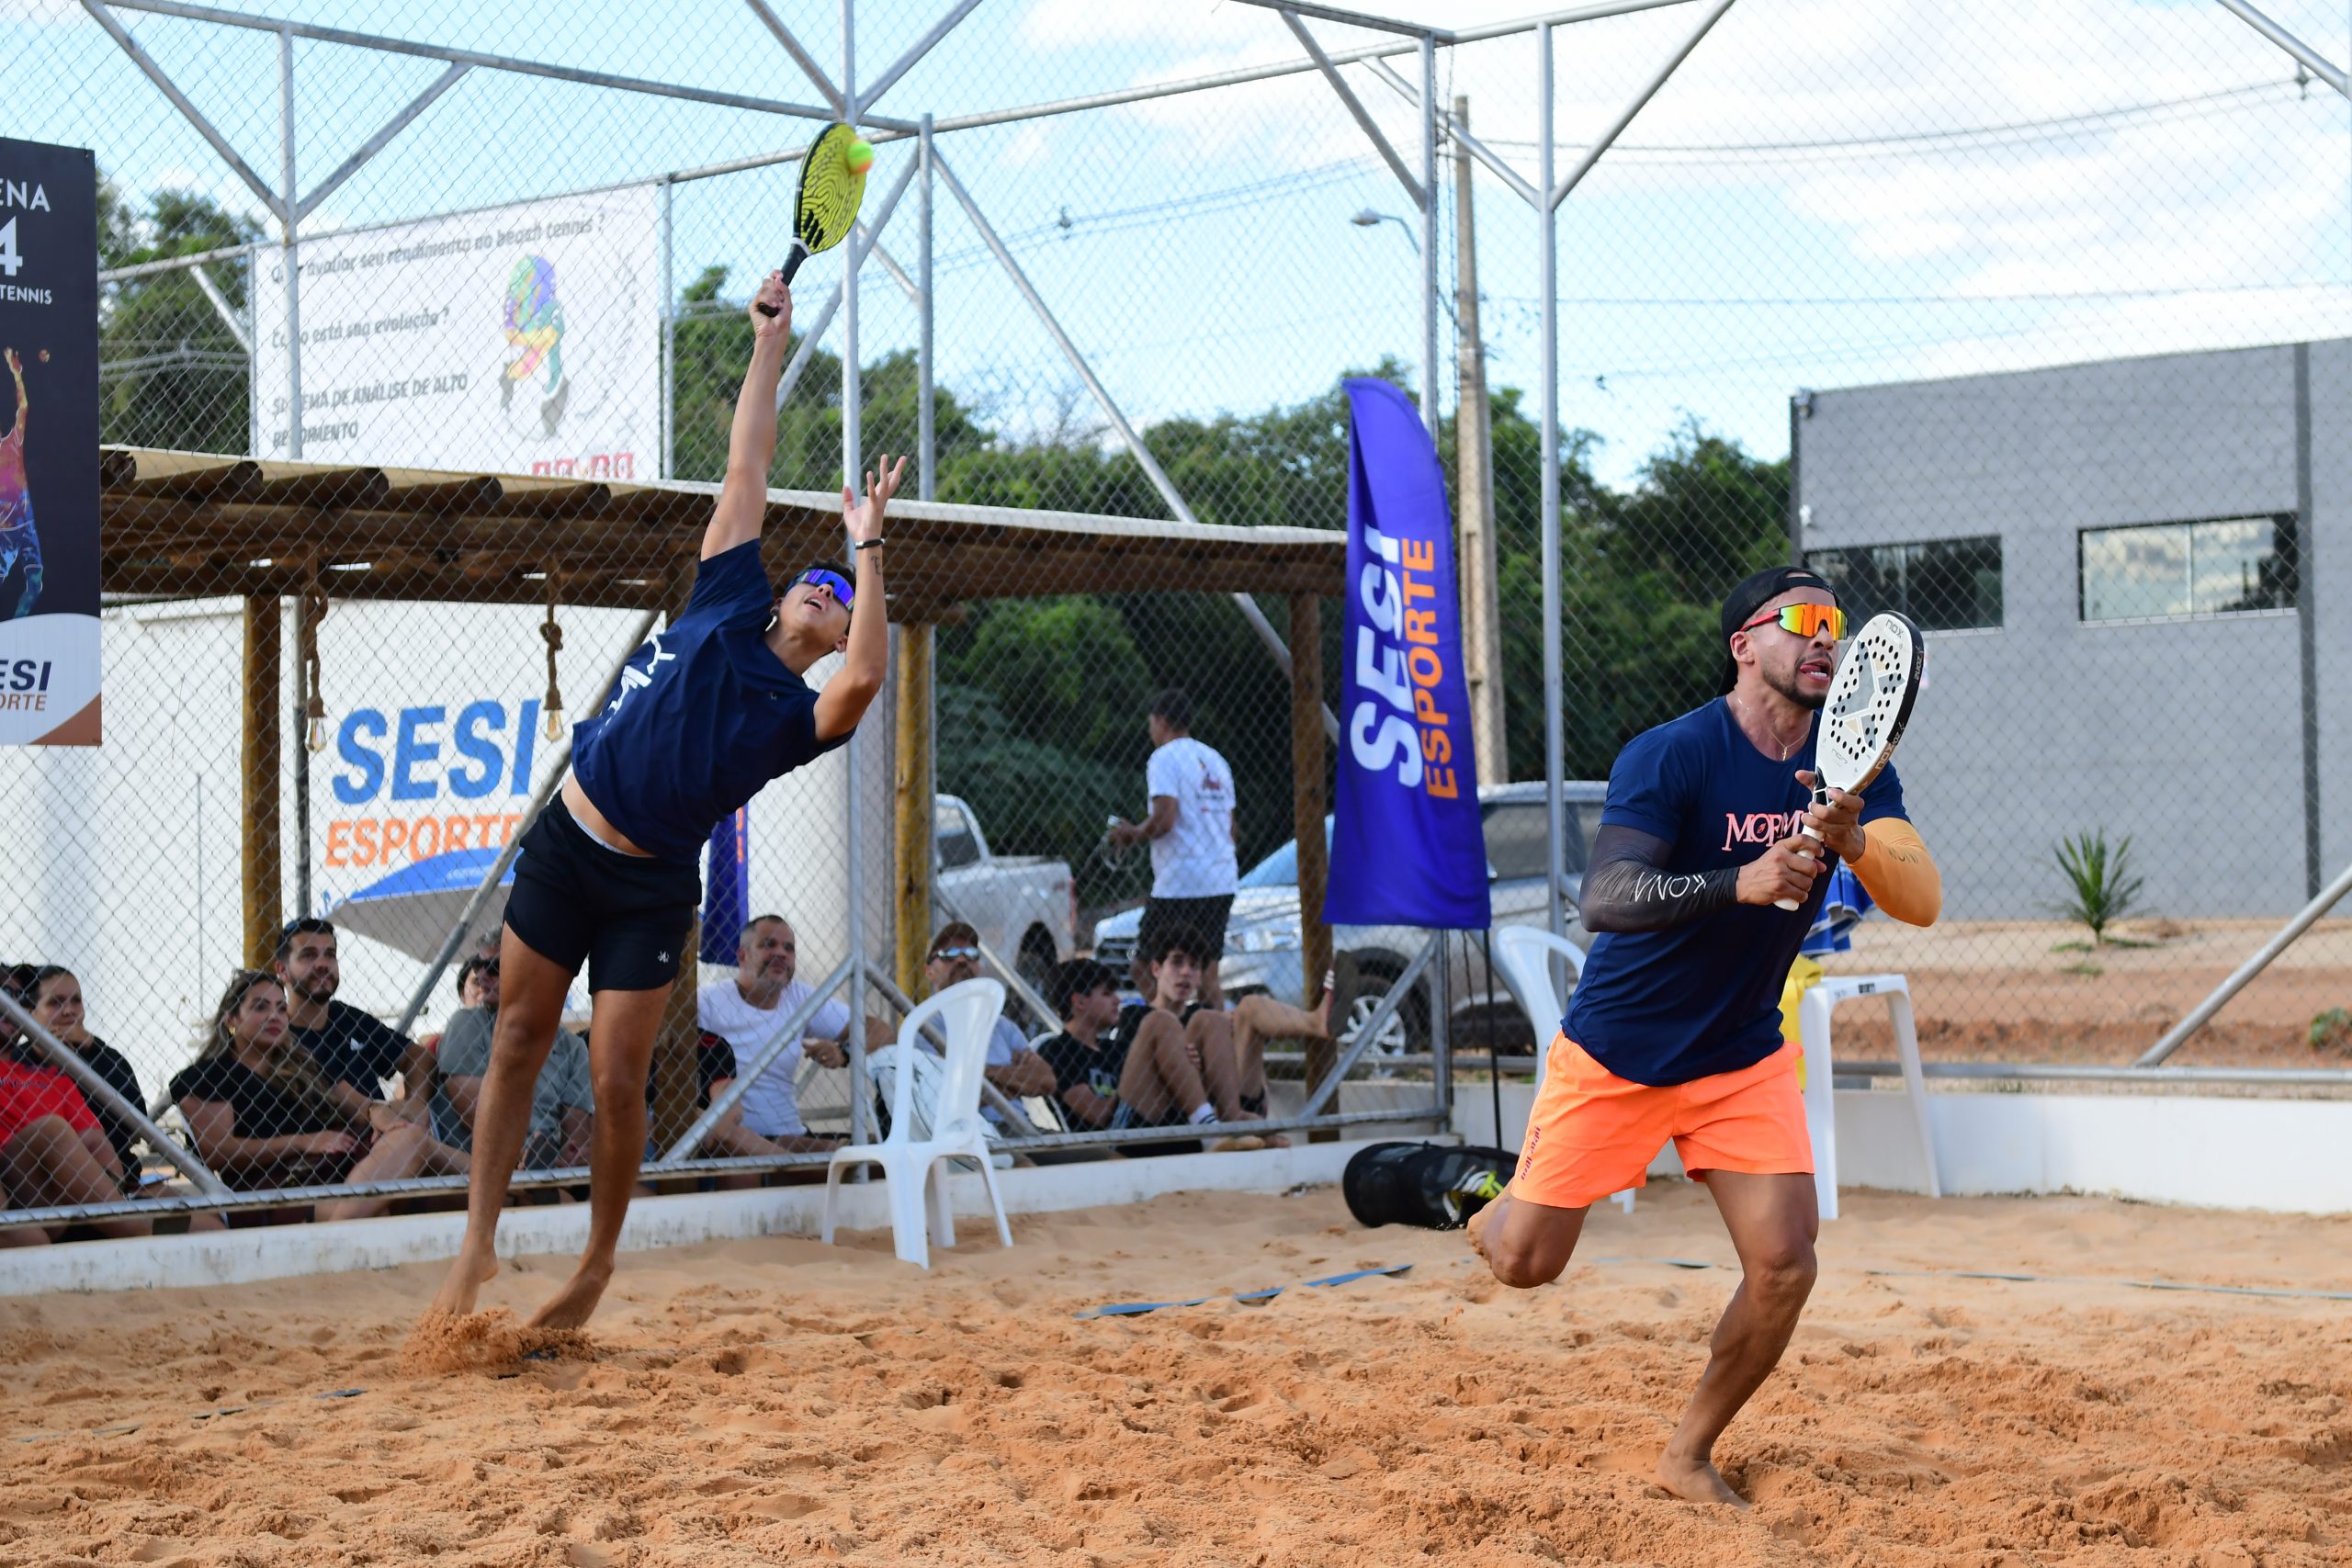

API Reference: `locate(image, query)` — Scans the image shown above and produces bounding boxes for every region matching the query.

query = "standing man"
[1,347,42,618]
[1110,688,1238,1004]
[1468,567,1943,1508]
[427,272,903,1330]
[277,918,434,1118]
[698,915,887,1152]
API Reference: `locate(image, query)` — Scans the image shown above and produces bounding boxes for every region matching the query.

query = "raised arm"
[700,275,792,561]
[5,348,24,436]
[810,453,906,742]
[1579,822,1823,932]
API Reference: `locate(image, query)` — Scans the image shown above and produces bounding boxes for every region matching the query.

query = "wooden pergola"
[102,447,1345,1089]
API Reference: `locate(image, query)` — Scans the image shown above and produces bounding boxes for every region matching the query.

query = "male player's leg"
[427,925,570,1316]
[1465,1190,1587,1288]
[1227,989,1331,1105]
[1655,1169,1816,1507]
[1117,1008,1238,1125]
[528,982,671,1329]
[1470,1032,1657,1288]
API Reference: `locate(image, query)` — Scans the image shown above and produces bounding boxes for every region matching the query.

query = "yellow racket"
[756,123,872,314]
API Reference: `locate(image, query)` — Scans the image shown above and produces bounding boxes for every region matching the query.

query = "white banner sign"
[252,186,659,479]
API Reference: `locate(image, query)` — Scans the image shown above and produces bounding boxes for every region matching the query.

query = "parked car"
[933,794,1079,992]
[1091,780,1611,1055]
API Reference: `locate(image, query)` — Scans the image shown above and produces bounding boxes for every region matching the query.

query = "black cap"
[1718,566,1834,694]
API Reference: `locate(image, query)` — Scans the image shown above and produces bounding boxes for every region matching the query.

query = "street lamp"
[1349,208,1419,254]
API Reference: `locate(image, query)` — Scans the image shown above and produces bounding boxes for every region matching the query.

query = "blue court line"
[1074,1264,1413,1319]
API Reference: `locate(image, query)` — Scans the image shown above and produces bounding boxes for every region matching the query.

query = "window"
[935,801,980,869]
[2079,516,2298,622]
[1809,535,2003,631]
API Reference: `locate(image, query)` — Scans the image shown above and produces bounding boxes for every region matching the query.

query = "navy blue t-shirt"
[1563,698,1907,1087]
[570,543,847,861]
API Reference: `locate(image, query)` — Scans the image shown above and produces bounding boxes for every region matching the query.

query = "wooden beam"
[1291,592,1336,1139]
[894,623,936,998]
[242,595,283,971]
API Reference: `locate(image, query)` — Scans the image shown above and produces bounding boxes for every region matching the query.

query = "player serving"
[427,271,904,1330]
[1468,566,1943,1507]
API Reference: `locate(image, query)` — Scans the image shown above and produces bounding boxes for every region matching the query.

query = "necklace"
[1735,693,1800,762]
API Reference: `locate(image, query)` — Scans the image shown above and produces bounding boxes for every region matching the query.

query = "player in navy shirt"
[1469,566,1944,1507]
[429,270,906,1330]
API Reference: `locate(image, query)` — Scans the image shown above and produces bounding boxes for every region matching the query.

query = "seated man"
[1109,925,1335,1150]
[1036,958,1126,1134]
[697,914,890,1153]
[276,918,435,1118]
[435,954,594,1171]
[914,923,1054,1134]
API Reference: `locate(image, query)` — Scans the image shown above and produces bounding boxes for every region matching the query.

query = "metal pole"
[278,25,302,460]
[2296,342,2320,898]
[661,177,674,480]
[842,0,872,1148]
[862,968,1040,1134]
[1538,24,1566,944]
[2210,0,2350,97]
[918,115,935,498]
[391,607,661,1037]
[1296,930,1443,1119]
[1549,0,1738,209]
[1419,34,1439,433]
[652,955,854,1163]
[292,593,311,916]
[2137,855,2352,1064]
[0,992,231,1195]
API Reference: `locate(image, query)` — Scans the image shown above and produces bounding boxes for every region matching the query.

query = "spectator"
[171,969,468,1222]
[922,922,1055,1130]
[435,953,594,1171]
[1,967,147,1242]
[21,966,146,1194]
[697,915,888,1153]
[1036,957,1127,1134]
[275,918,433,1116]
[1110,688,1240,1004]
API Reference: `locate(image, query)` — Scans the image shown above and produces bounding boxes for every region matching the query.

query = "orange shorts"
[1510,1033,1812,1211]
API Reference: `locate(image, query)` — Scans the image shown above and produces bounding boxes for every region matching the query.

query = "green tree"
[99,184,266,454]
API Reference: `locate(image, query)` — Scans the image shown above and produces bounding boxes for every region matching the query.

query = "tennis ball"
[37,350,49,363]
[845,138,875,175]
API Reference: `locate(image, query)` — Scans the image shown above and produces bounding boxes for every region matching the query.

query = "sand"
[3,1182,2349,1566]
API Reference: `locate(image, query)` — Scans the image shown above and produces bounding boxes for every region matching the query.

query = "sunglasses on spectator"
[930,946,980,963]
[797,567,854,610]
[1739,604,1846,640]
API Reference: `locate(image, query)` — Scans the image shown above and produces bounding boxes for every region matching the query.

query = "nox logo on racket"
[1721,809,1805,850]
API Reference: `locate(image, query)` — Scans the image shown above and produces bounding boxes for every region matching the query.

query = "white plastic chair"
[820,977,1015,1269]
[1795,973,1940,1221]
[1490,926,1634,1215]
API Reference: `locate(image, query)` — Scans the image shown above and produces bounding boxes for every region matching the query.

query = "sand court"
[3,1182,2349,1566]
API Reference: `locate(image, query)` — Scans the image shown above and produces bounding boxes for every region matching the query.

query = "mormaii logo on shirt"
[1722,810,1806,851]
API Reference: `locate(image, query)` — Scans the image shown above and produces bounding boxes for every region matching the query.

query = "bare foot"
[427,1247,499,1318]
[527,1258,613,1330]
[1655,1451,1749,1508]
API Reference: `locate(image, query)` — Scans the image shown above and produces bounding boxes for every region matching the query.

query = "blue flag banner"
[1325,378,1491,931]
[699,807,749,964]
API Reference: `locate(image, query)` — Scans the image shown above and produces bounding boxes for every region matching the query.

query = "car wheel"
[1341,964,1430,1060]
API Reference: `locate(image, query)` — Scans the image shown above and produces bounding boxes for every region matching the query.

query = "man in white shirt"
[1111,688,1240,1004]
[696,915,886,1150]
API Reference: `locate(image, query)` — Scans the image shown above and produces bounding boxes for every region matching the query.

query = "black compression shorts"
[504,797,700,993]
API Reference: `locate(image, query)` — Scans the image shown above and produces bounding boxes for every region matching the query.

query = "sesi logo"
[332,699,544,804]
[5,659,51,693]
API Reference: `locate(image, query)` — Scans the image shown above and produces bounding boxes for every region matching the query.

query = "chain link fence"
[5,0,2350,1235]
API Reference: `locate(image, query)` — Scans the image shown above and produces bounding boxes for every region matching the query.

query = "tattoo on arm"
[1578,824,1739,932]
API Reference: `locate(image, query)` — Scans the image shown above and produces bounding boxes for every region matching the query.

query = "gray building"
[1794,339,2345,920]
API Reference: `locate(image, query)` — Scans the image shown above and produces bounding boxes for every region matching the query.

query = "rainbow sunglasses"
[797,566,854,611]
[1738,603,1846,640]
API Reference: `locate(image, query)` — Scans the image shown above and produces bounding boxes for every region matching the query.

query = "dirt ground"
[1815,918,2352,1067]
[4,1182,2349,1566]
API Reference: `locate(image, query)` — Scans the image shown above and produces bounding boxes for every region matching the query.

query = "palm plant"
[2050,830,2144,947]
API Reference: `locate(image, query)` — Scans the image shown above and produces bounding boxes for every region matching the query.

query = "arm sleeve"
[1850,817,1941,927]
[1578,823,1741,932]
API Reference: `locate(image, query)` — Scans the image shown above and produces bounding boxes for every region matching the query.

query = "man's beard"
[1763,660,1827,712]
[289,972,336,1003]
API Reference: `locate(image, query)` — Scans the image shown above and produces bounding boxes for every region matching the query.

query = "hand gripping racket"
[754,123,871,315]
[1775,612,1926,910]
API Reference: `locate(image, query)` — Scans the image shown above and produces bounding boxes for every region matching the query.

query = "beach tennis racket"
[754,123,871,314]
[1776,611,1926,910]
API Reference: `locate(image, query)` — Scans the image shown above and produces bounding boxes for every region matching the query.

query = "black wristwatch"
[855,536,886,551]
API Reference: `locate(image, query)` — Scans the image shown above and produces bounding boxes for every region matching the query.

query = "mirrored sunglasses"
[797,567,854,611]
[930,945,981,963]
[1740,603,1846,640]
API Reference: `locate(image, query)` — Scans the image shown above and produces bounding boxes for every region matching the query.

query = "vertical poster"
[0,139,100,746]
[249,186,658,479]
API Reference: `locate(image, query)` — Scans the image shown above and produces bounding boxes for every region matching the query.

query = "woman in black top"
[22,967,145,1193]
[172,971,469,1220]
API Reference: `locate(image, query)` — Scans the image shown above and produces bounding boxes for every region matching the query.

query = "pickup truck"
[1091,780,1610,1055]
[933,794,1078,991]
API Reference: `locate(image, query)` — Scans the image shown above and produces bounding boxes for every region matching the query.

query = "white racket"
[1776,611,1926,910]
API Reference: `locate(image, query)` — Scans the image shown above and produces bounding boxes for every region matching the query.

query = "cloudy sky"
[12,0,2352,486]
